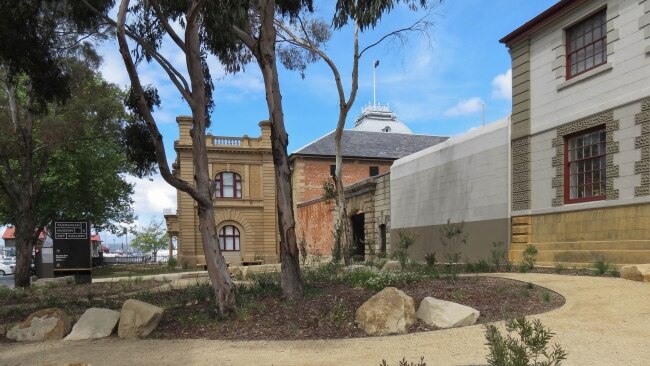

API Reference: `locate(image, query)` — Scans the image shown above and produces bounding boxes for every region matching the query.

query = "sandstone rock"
[355,287,416,335]
[118,299,164,339]
[382,261,402,272]
[6,308,72,341]
[620,264,650,282]
[416,297,480,329]
[64,308,121,341]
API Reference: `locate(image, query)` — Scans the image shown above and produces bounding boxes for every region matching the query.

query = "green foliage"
[505,261,514,272]
[130,220,169,259]
[484,317,568,366]
[608,268,620,277]
[302,264,421,292]
[440,219,467,280]
[541,292,551,303]
[592,258,611,276]
[322,180,337,201]
[379,357,426,366]
[451,289,464,301]
[394,230,418,268]
[519,264,529,273]
[167,257,177,268]
[424,252,436,267]
[491,241,508,271]
[525,282,534,290]
[298,236,308,265]
[553,263,565,273]
[522,245,538,270]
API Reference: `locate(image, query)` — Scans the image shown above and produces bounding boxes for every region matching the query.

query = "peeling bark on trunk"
[256,0,303,299]
[114,0,235,315]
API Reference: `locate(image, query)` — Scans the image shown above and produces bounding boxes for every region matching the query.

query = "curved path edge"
[1,273,648,366]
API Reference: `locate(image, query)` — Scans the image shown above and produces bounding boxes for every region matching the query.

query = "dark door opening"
[351,213,365,261]
[379,224,387,254]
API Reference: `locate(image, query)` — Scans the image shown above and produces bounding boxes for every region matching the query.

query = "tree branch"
[359,10,432,58]
[115,0,204,205]
[80,0,192,98]
[149,0,187,52]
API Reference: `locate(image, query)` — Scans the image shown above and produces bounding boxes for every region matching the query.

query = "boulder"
[6,308,72,341]
[118,299,164,339]
[64,308,121,341]
[416,297,480,329]
[620,264,650,282]
[382,261,402,272]
[355,287,416,335]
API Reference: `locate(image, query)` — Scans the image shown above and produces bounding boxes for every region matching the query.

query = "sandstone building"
[165,117,278,266]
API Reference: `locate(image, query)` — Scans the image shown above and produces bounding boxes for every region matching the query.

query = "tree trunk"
[257,0,303,299]
[333,138,352,265]
[13,215,36,288]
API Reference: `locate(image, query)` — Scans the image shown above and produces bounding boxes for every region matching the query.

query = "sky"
[2,1,559,250]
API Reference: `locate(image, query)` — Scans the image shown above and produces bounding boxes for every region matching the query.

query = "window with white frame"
[214,172,242,198]
[218,225,240,252]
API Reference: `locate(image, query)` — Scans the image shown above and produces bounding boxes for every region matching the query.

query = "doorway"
[350,213,365,261]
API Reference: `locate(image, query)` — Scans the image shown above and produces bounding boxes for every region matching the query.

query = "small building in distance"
[291,104,448,256]
[164,116,278,267]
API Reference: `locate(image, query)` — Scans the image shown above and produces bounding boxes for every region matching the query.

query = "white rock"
[382,261,402,272]
[64,308,121,341]
[6,308,72,341]
[620,264,650,282]
[118,299,164,339]
[355,287,415,335]
[416,297,480,329]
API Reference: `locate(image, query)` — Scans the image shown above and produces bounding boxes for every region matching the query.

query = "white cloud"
[127,175,177,221]
[444,97,484,117]
[491,69,512,100]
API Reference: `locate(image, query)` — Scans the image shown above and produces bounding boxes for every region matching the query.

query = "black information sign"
[53,221,91,271]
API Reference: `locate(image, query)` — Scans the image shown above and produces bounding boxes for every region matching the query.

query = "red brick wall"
[295,157,391,203]
[297,199,335,255]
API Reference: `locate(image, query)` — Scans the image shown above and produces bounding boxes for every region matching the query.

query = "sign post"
[53,221,91,284]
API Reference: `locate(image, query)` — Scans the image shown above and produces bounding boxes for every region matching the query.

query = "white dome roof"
[352,104,413,134]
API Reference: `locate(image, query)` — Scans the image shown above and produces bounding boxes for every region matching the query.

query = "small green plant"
[505,260,514,272]
[440,219,468,280]
[327,296,352,325]
[554,263,565,273]
[522,244,538,270]
[395,230,418,269]
[379,357,426,366]
[484,317,568,366]
[518,263,529,273]
[526,282,534,290]
[608,268,620,277]
[167,257,177,268]
[424,252,436,267]
[298,236,308,265]
[451,289,465,301]
[519,288,530,297]
[541,291,551,302]
[491,241,507,271]
[322,180,337,201]
[592,257,611,276]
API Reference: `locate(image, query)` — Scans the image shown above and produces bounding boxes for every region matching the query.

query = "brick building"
[291,105,447,256]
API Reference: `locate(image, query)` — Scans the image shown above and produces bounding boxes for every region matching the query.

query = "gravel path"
[1,273,648,366]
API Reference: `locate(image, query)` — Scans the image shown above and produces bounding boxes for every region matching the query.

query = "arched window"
[214,172,242,198]
[219,225,240,251]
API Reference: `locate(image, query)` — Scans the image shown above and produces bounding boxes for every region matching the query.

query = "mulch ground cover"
[150,276,564,340]
[1,268,570,342]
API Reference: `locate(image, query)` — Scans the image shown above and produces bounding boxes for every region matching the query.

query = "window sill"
[557,62,613,91]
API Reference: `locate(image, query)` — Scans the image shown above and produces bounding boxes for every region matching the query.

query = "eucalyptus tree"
[231,0,314,299]
[80,0,257,315]
[0,0,134,288]
[275,0,439,264]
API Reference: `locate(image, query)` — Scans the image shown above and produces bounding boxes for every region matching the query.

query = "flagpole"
[373,60,376,108]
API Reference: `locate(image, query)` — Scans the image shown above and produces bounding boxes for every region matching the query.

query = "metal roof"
[292,130,448,159]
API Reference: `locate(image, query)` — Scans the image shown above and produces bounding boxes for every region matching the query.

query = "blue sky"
[1,1,559,250]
